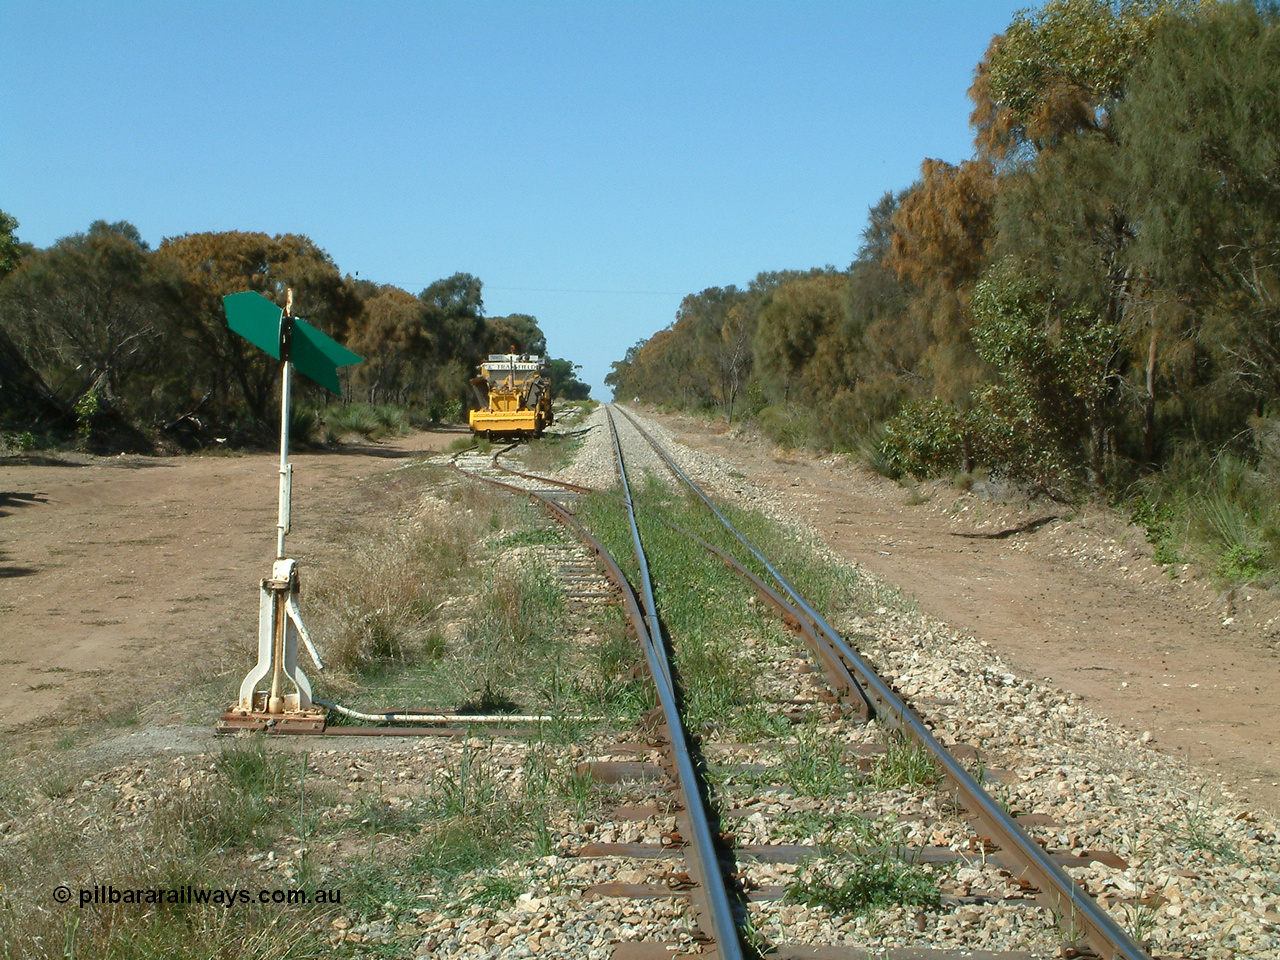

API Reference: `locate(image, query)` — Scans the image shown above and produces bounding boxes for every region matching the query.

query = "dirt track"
[0,430,463,731]
[3,417,1278,815]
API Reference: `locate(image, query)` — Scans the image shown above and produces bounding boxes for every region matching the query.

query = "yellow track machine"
[468,353,554,438]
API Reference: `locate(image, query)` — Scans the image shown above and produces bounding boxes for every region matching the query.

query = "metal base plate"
[216,707,326,735]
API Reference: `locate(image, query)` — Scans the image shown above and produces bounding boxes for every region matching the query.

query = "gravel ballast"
[553,404,1280,958]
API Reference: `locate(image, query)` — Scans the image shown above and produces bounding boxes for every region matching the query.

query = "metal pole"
[267,356,293,713]
[277,359,292,559]
[277,288,295,560]
[267,580,286,713]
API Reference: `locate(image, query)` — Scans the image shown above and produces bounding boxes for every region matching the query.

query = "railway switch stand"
[217,288,359,735]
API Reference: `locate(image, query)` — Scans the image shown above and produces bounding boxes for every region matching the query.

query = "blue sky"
[0,1,1026,396]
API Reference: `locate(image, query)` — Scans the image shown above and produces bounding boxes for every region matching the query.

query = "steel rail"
[451,441,746,960]
[610,404,1152,960]
[602,405,744,960]
[604,408,672,693]
[483,434,875,716]
[488,455,596,496]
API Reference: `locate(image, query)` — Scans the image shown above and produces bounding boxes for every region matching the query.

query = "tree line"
[0,220,590,451]
[608,0,1280,505]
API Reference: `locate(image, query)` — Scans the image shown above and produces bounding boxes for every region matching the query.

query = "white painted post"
[222,287,329,727]
[277,359,292,559]
[268,289,294,713]
[276,288,294,560]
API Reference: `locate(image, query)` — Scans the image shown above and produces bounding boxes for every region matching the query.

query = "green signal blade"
[223,291,284,359]
[292,317,362,395]
[222,291,362,394]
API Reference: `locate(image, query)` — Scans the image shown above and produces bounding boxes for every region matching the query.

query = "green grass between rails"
[575,478,788,737]
[785,852,940,917]
[573,465,947,932]
[573,467,915,737]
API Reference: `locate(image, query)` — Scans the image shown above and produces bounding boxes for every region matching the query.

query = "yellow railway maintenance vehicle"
[468,352,554,438]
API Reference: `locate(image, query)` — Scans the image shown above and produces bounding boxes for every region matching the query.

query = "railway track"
[449,404,1155,959]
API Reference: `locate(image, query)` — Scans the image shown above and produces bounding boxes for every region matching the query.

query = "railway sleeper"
[613,942,1035,960]
[572,840,1122,872]
[585,880,1037,909]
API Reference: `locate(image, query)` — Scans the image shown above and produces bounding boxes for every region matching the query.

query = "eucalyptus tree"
[884,158,997,403]
[346,284,429,404]
[0,221,180,414]
[485,313,546,356]
[0,210,22,280]
[969,0,1202,163]
[417,272,487,404]
[158,230,356,426]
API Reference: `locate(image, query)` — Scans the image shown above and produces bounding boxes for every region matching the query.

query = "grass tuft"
[870,733,939,790]
[1130,447,1280,587]
[518,433,582,474]
[320,403,410,442]
[786,853,939,916]
[781,721,855,797]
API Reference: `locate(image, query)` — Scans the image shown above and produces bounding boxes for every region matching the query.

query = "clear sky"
[0,1,1026,396]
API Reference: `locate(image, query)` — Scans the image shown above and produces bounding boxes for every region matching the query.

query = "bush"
[878,387,1073,490]
[430,397,463,424]
[877,398,966,479]
[1130,495,1183,565]
[320,402,410,441]
[1,430,37,452]
[1130,447,1280,586]
[288,406,321,447]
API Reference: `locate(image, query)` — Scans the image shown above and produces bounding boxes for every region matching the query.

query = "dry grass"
[0,723,612,960]
[303,464,645,725]
[308,471,525,674]
[0,739,329,960]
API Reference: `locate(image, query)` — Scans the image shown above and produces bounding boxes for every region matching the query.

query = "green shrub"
[320,402,411,441]
[1,431,37,453]
[74,391,99,446]
[288,406,321,447]
[1130,449,1280,586]
[430,397,463,423]
[1130,495,1183,565]
[877,398,966,479]
[756,402,826,450]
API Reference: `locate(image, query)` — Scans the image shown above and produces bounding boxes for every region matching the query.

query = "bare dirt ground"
[649,409,1280,816]
[4,415,1279,819]
[0,428,466,733]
